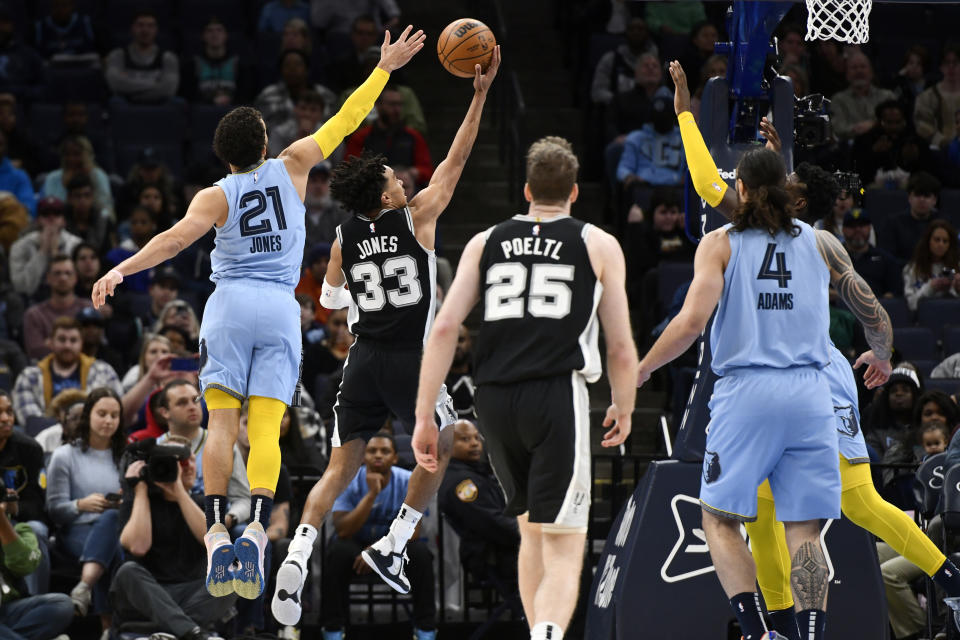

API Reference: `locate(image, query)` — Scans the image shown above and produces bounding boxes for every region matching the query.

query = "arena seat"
[110,102,188,146]
[43,66,107,102]
[179,0,250,32]
[894,327,938,361]
[939,188,960,226]
[924,378,960,396]
[863,188,908,228]
[656,262,693,313]
[879,296,911,328]
[115,142,183,179]
[942,464,960,534]
[917,298,960,340]
[912,359,938,379]
[944,325,960,357]
[189,103,231,150]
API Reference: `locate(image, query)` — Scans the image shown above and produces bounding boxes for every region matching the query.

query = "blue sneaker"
[413,629,436,640]
[321,629,343,640]
[233,522,268,599]
[204,523,235,597]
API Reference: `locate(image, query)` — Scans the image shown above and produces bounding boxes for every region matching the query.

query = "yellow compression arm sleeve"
[245,396,286,492]
[312,67,390,158]
[204,387,241,410]
[677,111,728,208]
[746,480,794,611]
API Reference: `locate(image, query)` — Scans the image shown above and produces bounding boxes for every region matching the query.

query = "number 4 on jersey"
[756,243,791,288]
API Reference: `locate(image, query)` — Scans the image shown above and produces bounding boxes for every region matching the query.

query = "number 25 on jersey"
[485,263,574,321]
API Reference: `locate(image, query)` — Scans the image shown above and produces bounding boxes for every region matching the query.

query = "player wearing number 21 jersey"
[271,46,501,627]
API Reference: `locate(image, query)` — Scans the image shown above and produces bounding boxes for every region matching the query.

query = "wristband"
[109,269,124,283]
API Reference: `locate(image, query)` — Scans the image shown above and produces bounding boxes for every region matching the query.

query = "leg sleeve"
[745,480,795,611]
[246,395,286,492]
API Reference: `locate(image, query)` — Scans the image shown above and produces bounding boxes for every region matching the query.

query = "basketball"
[437,19,496,78]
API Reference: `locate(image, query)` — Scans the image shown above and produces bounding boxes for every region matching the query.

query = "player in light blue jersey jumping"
[91,26,426,600]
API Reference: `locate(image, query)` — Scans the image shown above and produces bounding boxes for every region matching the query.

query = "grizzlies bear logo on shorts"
[835,404,858,438]
[703,450,722,484]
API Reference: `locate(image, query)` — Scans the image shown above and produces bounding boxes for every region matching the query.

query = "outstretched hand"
[668,60,691,116]
[601,404,632,448]
[412,416,440,472]
[377,25,427,73]
[854,350,892,389]
[92,270,123,310]
[760,117,782,152]
[473,45,501,94]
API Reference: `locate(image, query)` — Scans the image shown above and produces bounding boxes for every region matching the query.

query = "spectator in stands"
[330,15,381,91]
[439,420,518,586]
[156,379,250,527]
[864,366,922,457]
[33,388,85,457]
[298,293,325,345]
[65,175,111,253]
[841,210,902,297]
[0,481,74,640]
[132,182,173,228]
[0,130,35,217]
[73,243,101,300]
[590,17,658,106]
[902,219,960,311]
[151,300,200,347]
[31,0,97,61]
[10,199,83,303]
[277,405,325,473]
[616,88,684,196]
[776,22,809,72]
[106,206,157,294]
[267,89,326,157]
[112,438,236,640]
[852,100,931,188]
[121,338,175,440]
[625,186,695,276]
[117,148,180,222]
[644,1,707,36]
[296,243,332,324]
[678,21,720,85]
[104,10,179,104]
[46,387,124,626]
[344,85,433,183]
[606,52,665,143]
[77,307,123,377]
[879,171,943,262]
[689,54,728,120]
[41,135,114,219]
[304,162,350,248]
[0,94,39,176]
[323,432,436,640]
[13,317,121,424]
[0,4,43,100]
[158,325,191,356]
[23,255,90,358]
[445,326,476,419]
[335,48,427,134]
[303,308,353,397]
[0,389,44,523]
[259,0,310,33]
[916,390,960,435]
[0,190,28,259]
[311,0,400,37]
[830,51,896,141]
[780,63,808,99]
[121,334,171,394]
[809,40,847,98]
[891,45,933,116]
[180,16,243,106]
[914,43,960,150]
[255,49,336,132]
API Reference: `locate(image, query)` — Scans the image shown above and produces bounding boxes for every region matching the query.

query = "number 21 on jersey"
[484,262,574,321]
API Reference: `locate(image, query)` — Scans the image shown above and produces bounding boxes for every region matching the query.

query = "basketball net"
[805,0,872,44]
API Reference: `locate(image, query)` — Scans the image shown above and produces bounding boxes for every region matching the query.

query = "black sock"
[730,592,767,640]
[250,495,273,527]
[204,494,228,530]
[797,609,827,640]
[768,607,800,640]
[934,558,960,597]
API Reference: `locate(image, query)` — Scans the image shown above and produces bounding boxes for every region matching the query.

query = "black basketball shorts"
[332,339,456,446]
[475,372,591,531]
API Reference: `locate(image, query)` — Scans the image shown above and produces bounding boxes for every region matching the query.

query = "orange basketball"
[437,19,496,78]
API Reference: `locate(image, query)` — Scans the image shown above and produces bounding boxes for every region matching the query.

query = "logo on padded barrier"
[614,496,636,548]
[835,404,858,438]
[703,450,721,484]
[594,554,619,609]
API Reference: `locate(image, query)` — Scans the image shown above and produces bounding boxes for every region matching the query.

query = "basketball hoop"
[805,0,872,44]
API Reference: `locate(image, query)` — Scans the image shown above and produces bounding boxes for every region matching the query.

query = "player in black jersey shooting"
[412,137,639,640]
[270,46,501,627]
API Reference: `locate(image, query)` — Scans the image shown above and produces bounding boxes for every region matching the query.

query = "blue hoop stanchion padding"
[585,461,890,640]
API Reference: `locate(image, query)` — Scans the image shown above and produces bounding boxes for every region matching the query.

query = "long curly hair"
[330,153,388,215]
[74,387,125,464]
[731,148,799,237]
[910,219,959,281]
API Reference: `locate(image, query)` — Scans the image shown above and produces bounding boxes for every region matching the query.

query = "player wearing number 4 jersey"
[90,26,427,601]
[270,46,501,627]
[412,136,639,640]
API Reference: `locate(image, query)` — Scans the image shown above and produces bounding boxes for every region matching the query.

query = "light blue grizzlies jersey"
[710,219,830,375]
[211,159,306,288]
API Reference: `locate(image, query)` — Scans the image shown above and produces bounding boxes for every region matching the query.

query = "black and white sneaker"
[361,535,410,594]
[271,556,307,626]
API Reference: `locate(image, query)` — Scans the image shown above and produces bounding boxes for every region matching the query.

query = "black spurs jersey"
[337,207,436,345]
[474,215,602,385]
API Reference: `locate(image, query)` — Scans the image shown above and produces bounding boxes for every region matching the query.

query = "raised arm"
[408,46,501,226]
[279,26,426,193]
[91,186,228,309]
[815,229,893,385]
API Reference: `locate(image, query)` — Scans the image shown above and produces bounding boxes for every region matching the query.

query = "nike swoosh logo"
[388,556,402,575]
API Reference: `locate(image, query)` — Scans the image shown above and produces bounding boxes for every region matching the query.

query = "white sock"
[288,524,318,560]
[387,503,422,552]
[530,622,563,640]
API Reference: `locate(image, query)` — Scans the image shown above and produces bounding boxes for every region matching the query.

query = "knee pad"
[245,396,286,492]
[204,387,242,410]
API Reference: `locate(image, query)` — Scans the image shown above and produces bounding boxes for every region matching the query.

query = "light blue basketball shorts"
[198,279,301,404]
[699,366,841,523]
[822,351,870,464]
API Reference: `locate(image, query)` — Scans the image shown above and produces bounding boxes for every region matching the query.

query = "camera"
[0,476,17,502]
[943,268,957,279]
[834,171,864,206]
[125,438,190,483]
[794,94,832,148]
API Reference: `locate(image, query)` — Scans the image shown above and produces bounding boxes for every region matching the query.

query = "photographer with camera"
[903,219,960,311]
[110,436,235,640]
[0,484,73,640]
[45,388,124,631]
